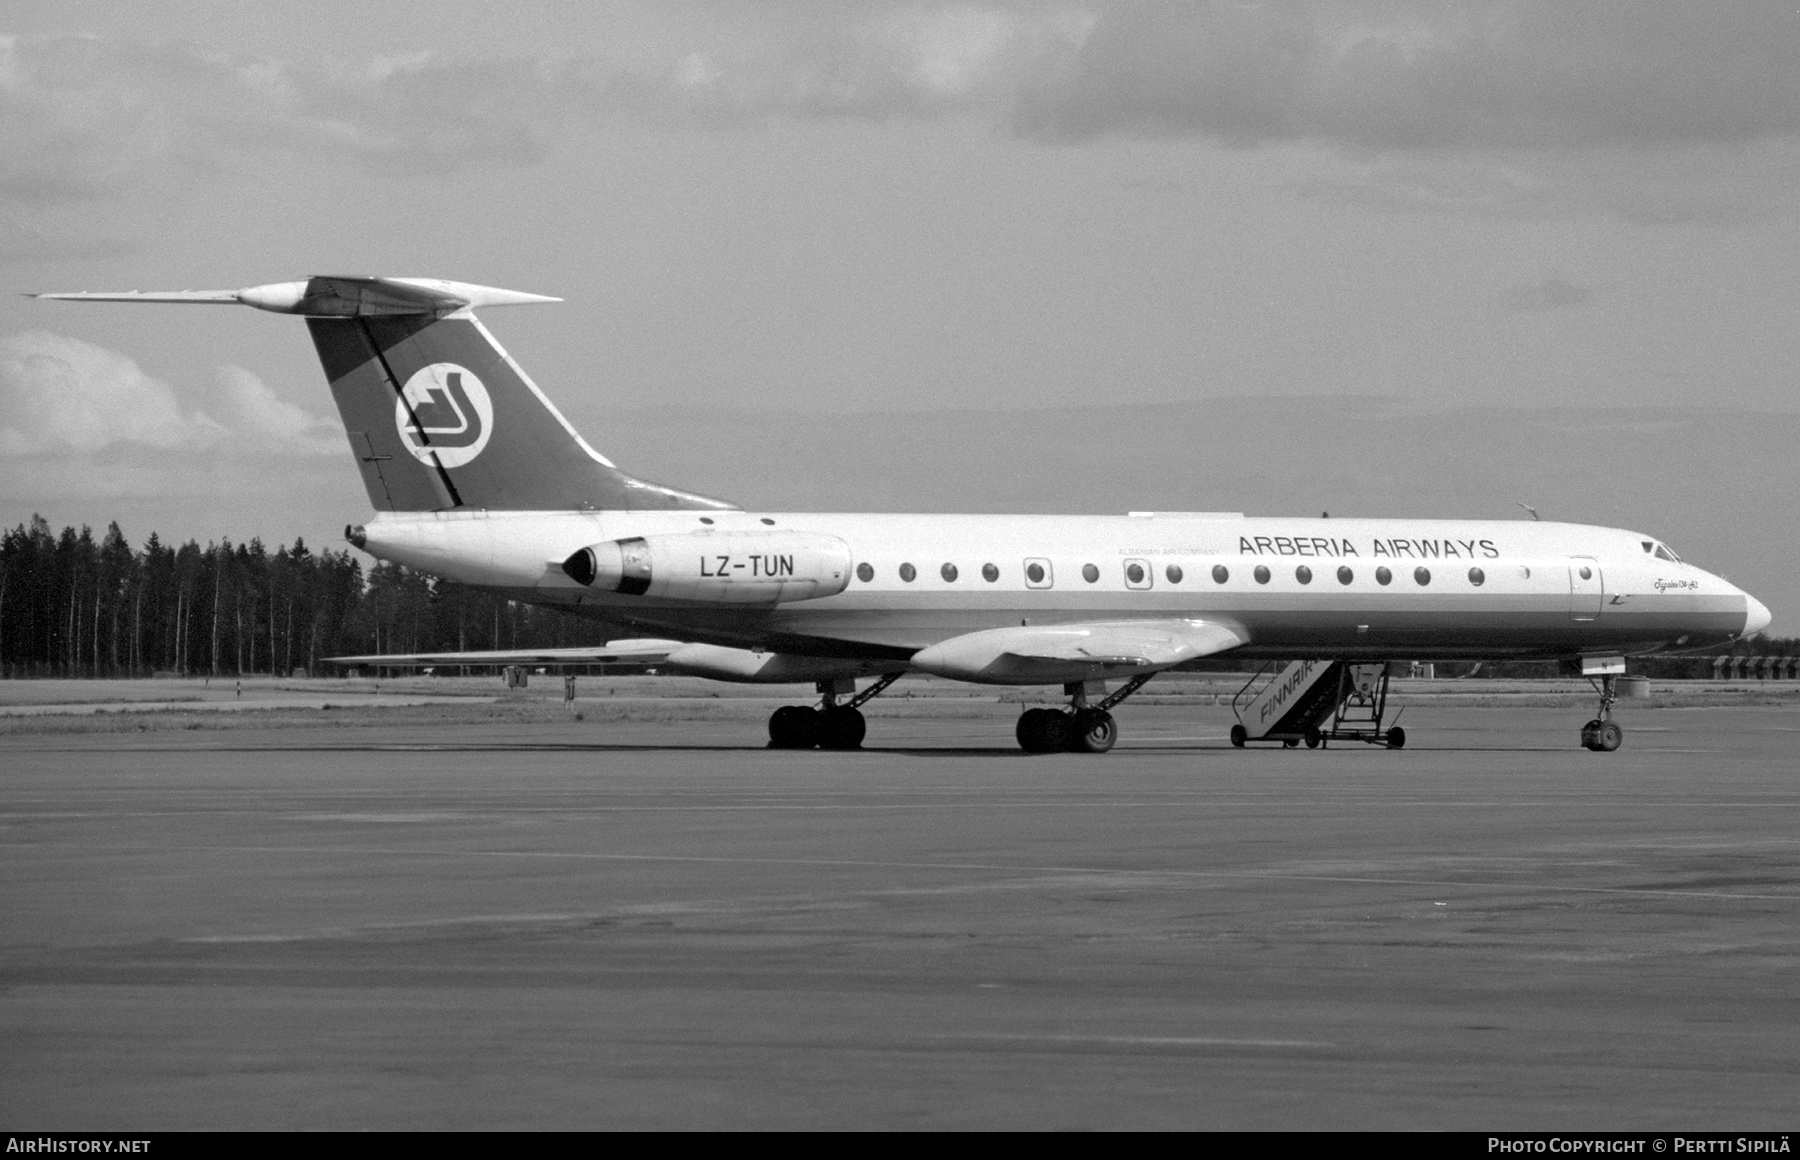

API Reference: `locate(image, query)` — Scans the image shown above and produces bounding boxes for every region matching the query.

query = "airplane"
[35,275,1772,754]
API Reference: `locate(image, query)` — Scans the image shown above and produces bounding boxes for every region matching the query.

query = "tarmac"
[2,688,1798,1129]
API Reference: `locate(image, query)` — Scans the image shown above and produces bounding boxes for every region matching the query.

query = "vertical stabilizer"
[33,275,737,514]
[309,311,732,512]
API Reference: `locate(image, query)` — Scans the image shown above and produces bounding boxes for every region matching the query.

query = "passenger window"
[855,562,874,583]
[1123,559,1151,590]
[1166,564,1184,584]
[1081,563,1100,584]
[1376,567,1392,586]
[1415,567,1431,586]
[899,563,916,582]
[1337,566,1353,585]
[982,563,999,582]
[941,563,958,582]
[1468,567,1485,586]
[1254,565,1270,585]
[1023,558,1053,589]
[1212,564,1229,584]
[1295,565,1312,585]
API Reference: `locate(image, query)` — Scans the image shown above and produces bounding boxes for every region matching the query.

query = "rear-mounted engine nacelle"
[562,530,852,604]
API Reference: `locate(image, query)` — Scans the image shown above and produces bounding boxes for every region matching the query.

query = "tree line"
[0,515,613,678]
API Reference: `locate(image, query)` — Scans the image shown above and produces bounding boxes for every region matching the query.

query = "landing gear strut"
[1016,674,1153,754]
[767,673,901,751]
[1579,673,1624,753]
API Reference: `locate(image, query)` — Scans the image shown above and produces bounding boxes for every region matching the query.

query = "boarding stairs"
[1232,660,1404,749]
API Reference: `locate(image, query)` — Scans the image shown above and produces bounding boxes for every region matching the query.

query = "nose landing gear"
[1579,673,1624,752]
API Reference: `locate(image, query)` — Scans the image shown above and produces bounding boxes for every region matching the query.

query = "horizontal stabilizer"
[324,639,682,669]
[912,619,1248,684]
[32,276,560,317]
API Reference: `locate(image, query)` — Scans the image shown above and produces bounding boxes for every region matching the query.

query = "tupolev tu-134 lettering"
[35,276,1772,754]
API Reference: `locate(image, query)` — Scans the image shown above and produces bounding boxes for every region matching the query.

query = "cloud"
[5,4,1800,216]
[1013,1,1800,149]
[581,4,1091,125]
[211,365,343,456]
[0,33,555,205]
[0,330,226,455]
[0,11,1089,205]
[0,331,339,458]
[1507,277,1591,312]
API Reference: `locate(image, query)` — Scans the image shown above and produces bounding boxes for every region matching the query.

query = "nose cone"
[1743,594,1773,638]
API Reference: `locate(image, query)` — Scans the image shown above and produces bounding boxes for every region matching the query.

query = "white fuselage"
[353,508,1764,671]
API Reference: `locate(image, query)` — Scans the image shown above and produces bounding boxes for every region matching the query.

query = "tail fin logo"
[394,363,494,468]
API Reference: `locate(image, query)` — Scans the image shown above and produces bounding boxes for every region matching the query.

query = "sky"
[2,1,1797,626]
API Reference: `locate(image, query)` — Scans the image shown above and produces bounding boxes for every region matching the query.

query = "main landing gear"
[1016,675,1155,754]
[768,674,901,750]
[1579,673,1624,753]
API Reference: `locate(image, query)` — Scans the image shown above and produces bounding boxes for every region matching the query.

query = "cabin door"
[1568,558,1603,622]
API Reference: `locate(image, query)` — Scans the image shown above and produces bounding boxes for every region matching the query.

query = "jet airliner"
[36,276,1771,753]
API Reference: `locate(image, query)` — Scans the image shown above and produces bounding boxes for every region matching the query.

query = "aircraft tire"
[818,707,866,750]
[1385,726,1406,750]
[1016,708,1070,754]
[1230,724,1247,748]
[1304,729,1323,749]
[1014,709,1046,752]
[1070,709,1116,754]
[1596,721,1622,752]
[1282,737,1299,749]
[1579,718,1602,751]
[768,705,819,749]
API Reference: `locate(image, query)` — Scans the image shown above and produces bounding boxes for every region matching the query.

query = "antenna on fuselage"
[1516,503,1540,521]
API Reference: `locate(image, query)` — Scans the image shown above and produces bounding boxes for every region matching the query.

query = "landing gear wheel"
[768,705,795,748]
[1015,708,1047,753]
[768,705,820,749]
[1070,709,1117,754]
[1304,728,1323,749]
[1385,726,1406,750]
[1282,737,1299,749]
[818,707,866,750]
[1016,708,1072,754]
[1230,724,1247,748]
[1014,708,1042,752]
[1595,721,1622,753]
[1579,718,1603,751]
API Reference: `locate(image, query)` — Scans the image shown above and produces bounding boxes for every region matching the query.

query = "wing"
[324,639,683,669]
[910,619,1248,684]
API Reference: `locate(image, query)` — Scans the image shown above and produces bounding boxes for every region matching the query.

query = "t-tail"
[31,276,735,514]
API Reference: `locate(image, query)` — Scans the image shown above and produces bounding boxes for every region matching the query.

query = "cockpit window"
[1654,544,1679,563]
